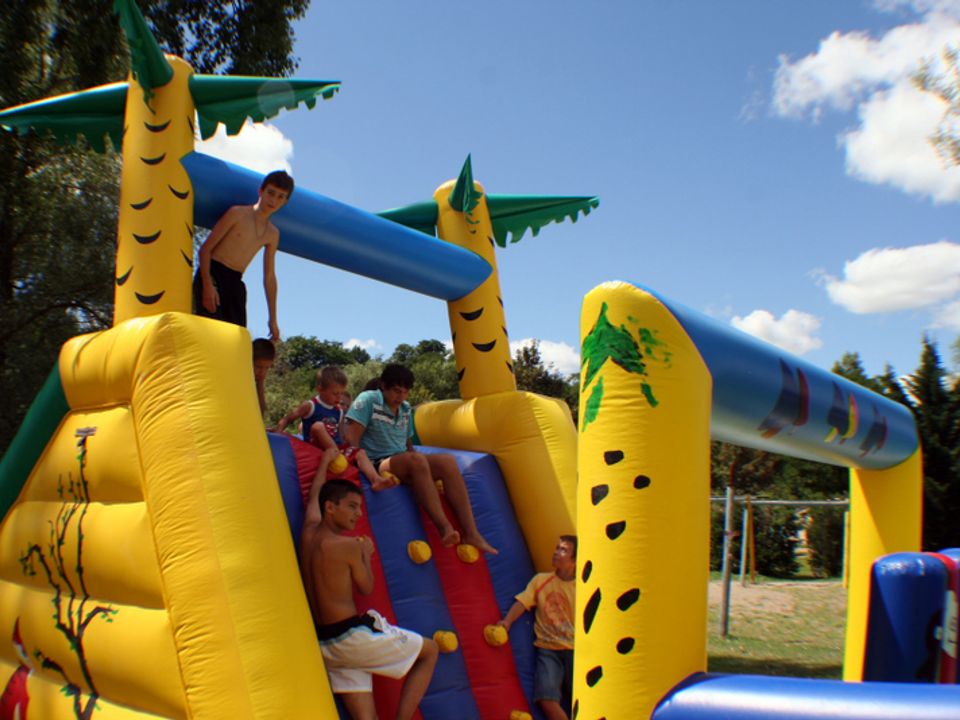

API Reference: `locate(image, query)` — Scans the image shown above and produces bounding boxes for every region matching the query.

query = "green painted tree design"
[580,302,662,431]
[18,427,117,720]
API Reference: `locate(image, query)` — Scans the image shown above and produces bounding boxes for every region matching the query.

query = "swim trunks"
[193,258,246,327]
[317,609,423,693]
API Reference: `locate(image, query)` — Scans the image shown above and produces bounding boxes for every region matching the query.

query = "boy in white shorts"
[300,467,437,720]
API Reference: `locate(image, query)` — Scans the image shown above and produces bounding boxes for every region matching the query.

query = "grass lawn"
[707,577,846,679]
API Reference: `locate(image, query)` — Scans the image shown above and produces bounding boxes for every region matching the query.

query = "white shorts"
[319,610,424,693]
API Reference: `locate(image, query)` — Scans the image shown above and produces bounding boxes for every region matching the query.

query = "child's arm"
[273,400,313,433]
[497,600,528,631]
[197,206,242,313]
[343,419,365,448]
[303,452,334,527]
[263,234,280,341]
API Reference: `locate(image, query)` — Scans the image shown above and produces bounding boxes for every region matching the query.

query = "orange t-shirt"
[515,572,575,650]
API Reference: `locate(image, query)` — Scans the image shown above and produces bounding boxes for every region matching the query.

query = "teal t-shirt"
[346,389,413,461]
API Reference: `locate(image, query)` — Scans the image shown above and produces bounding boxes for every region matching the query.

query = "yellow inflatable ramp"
[0,313,334,719]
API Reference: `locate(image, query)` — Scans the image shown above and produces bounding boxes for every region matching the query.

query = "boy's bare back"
[301,523,372,626]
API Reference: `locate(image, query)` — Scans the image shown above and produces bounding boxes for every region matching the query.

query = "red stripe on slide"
[420,505,531,719]
[294,441,421,720]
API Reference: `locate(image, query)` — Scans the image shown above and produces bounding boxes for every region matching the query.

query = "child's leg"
[309,423,337,452]
[380,452,460,547]
[355,450,395,491]
[424,453,497,554]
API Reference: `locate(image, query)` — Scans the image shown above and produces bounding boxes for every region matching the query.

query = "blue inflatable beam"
[652,673,960,719]
[183,152,492,301]
[633,284,918,470]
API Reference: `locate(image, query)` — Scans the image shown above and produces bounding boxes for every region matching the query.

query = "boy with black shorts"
[193,170,293,341]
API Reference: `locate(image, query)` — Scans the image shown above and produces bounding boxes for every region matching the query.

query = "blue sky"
[199,0,960,379]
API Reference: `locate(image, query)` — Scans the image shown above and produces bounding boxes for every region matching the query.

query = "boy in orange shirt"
[498,535,576,720]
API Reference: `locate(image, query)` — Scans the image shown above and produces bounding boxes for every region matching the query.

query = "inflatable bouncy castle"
[2,2,960,719]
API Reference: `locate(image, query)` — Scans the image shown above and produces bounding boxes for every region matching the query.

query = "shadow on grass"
[708,655,842,679]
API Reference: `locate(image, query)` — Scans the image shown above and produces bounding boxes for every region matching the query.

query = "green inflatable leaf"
[377,201,440,236]
[0,82,127,152]
[190,76,341,138]
[488,195,599,248]
[448,154,483,214]
[113,0,173,105]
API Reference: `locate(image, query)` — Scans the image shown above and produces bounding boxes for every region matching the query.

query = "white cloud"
[344,338,379,351]
[820,240,960,312]
[932,297,960,328]
[510,338,581,375]
[196,121,294,175]
[772,3,960,200]
[730,309,824,355]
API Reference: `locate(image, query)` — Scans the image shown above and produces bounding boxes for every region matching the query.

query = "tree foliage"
[0,0,311,454]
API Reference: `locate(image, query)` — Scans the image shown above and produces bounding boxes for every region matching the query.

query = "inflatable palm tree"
[0,0,339,325]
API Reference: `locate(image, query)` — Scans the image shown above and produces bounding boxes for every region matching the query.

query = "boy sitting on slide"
[344,364,497,554]
[274,366,396,491]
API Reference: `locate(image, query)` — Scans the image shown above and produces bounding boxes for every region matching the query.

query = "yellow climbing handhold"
[456,543,479,564]
[435,479,444,494]
[328,453,348,475]
[407,540,432,564]
[433,630,458,653]
[509,711,533,720]
[483,624,508,647]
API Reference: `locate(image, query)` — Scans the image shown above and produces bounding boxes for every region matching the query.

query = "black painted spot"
[134,230,161,245]
[606,521,626,540]
[457,368,465,381]
[135,290,165,305]
[116,267,132,286]
[502,325,509,338]
[187,116,194,133]
[506,361,514,374]
[572,700,578,720]
[586,666,603,687]
[582,560,592,583]
[185,222,194,238]
[130,198,152,210]
[141,153,166,165]
[460,308,483,321]
[583,589,601,633]
[169,185,190,200]
[144,119,170,133]
[181,250,193,268]
[604,450,624,465]
[497,296,503,306]
[616,588,640,611]
[634,475,651,490]
[452,331,457,342]
[488,235,495,247]
[616,637,635,654]
[591,485,609,505]
[473,340,497,352]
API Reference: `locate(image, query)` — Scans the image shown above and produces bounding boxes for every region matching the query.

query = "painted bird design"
[757,359,809,438]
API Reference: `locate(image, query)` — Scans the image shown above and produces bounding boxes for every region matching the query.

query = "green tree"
[0,0,312,454]
[903,338,960,551]
[512,340,579,421]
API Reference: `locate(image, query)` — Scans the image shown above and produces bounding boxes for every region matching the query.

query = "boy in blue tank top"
[274,366,396,491]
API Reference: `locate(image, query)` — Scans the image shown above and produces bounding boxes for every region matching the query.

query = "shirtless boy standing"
[193,170,293,341]
[301,470,438,720]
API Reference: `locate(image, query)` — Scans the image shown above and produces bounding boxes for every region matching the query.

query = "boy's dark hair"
[362,377,380,392]
[318,366,348,389]
[261,170,294,196]
[252,338,275,361]
[560,534,577,559]
[318,479,362,514]
[380,363,414,390]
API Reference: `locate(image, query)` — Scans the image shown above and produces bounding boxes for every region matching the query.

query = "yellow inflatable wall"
[574,282,711,720]
[0,313,334,719]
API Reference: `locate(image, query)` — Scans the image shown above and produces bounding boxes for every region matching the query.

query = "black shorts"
[193,259,246,327]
